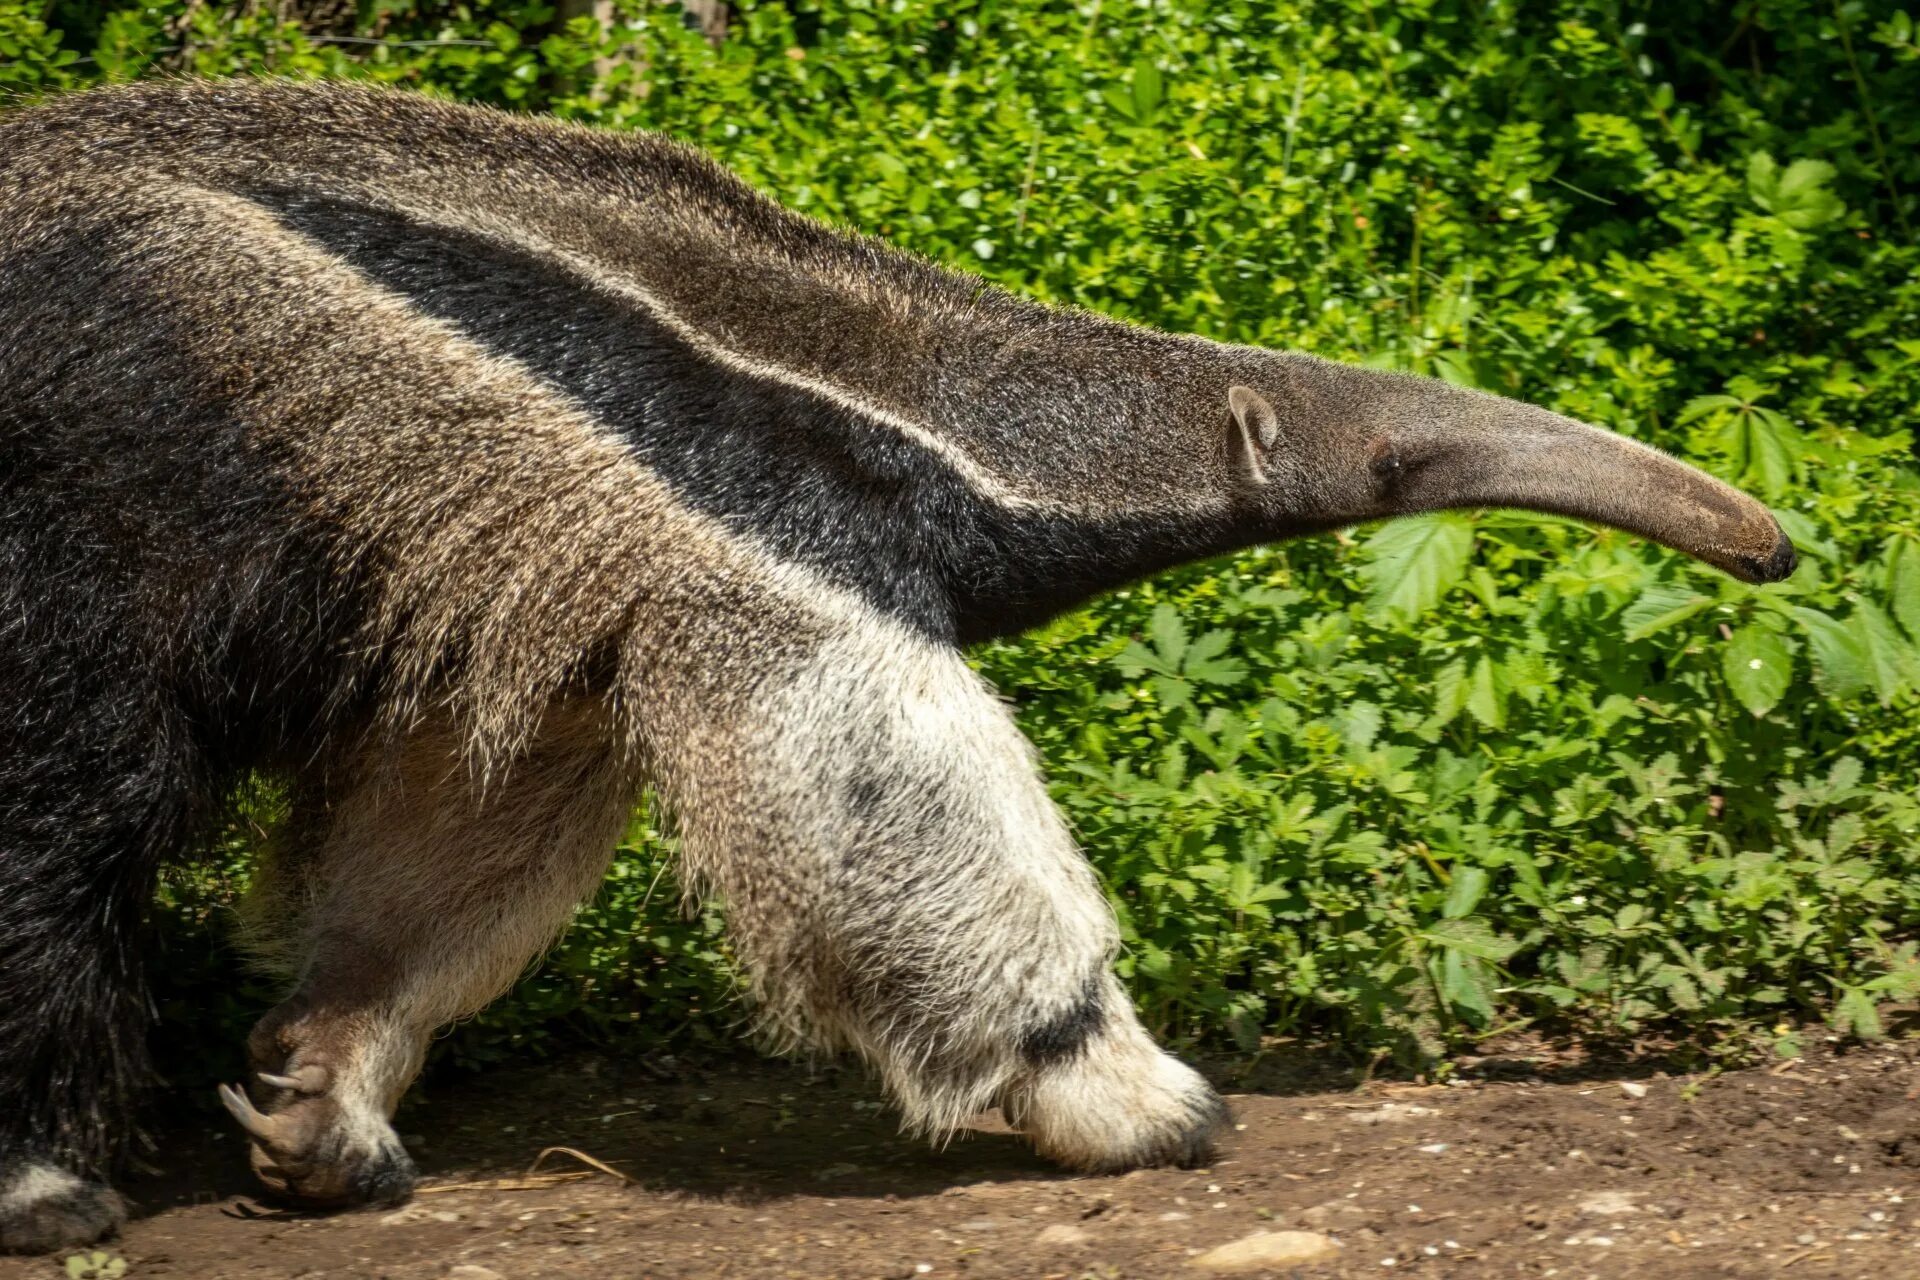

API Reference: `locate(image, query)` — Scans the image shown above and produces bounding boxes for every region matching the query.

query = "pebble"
[1187,1230,1342,1272]
[380,1205,447,1226]
[1035,1223,1092,1247]
[1578,1191,1639,1216]
[1348,1104,1439,1125]
[445,1268,504,1280]
[1619,1081,1649,1099]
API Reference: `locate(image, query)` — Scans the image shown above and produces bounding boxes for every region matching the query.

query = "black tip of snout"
[1740,533,1798,584]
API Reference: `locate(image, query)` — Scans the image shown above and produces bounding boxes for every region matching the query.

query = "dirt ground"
[6,1039,1920,1280]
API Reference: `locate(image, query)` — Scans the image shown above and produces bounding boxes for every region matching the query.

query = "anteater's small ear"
[1226,385,1280,485]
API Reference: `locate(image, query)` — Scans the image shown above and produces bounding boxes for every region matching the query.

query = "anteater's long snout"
[1419,416,1801,587]
[1297,360,1801,586]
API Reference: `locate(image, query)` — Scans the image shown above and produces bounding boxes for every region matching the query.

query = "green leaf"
[1440,949,1496,1023]
[1651,966,1703,1012]
[1622,584,1713,641]
[1338,701,1384,753]
[1747,151,1846,229]
[1465,654,1505,729]
[1361,514,1475,621]
[1150,674,1194,711]
[1182,628,1248,684]
[1424,916,1519,962]
[1888,537,1920,643]
[1429,348,1482,388]
[1722,626,1793,716]
[1833,986,1883,1040]
[1426,658,1469,729]
[1148,604,1187,669]
[1675,393,1744,425]
[1853,600,1920,703]
[1443,865,1490,918]
[1113,639,1175,679]
[1129,58,1163,122]
[1744,407,1802,495]
[1711,404,1802,498]
[1791,607,1870,699]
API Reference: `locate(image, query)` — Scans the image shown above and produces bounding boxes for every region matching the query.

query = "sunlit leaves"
[1427,658,1469,729]
[1722,626,1793,715]
[1465,654,1505,729]
[1746,152,1847,230]
[1360,514,1476,621]
[1888,538,1920,643]
[1621,583,1713,641]
[1676,377,1803,498]
[1789,603,1920,704]
[1107,57,1164,125]
[1115,605,1248,709]
[1854,601,1920,702]
[1791,605,1871,699]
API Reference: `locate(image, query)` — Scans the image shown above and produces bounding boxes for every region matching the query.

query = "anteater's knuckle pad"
[239,1084,415,1208]
[0,1165,126,1254]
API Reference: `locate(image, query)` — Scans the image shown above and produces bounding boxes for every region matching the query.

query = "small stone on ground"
[1188,1229,1342,1272]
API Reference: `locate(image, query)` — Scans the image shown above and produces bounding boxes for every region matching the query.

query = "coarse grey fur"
[0,78,1793,1253]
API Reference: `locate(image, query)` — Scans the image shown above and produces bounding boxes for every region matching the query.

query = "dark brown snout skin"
[1735,528,1799,584]
[1709,508,1798,584]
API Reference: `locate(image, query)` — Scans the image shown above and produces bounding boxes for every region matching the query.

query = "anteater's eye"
[1369,438,1402,480]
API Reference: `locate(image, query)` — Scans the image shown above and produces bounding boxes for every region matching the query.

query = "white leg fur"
[0,1162,124,1254]
[1001,977,1227,1171]
[658,620,1226,1169]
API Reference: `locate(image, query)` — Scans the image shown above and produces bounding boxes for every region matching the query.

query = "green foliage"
[63,1252,126,1280]
[5,0,1919,1069]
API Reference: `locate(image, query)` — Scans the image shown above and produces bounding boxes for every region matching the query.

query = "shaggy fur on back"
[0,79,1791,1252]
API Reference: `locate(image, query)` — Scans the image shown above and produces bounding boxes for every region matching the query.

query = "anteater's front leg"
[667,630,1228,1171]
[228,704,635,1207]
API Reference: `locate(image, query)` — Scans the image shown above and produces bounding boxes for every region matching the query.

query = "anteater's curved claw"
[258,1065,329,1095]
[218,1082,287,1146]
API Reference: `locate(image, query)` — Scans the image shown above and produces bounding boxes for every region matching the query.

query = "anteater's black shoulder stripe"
[248,187,973,640]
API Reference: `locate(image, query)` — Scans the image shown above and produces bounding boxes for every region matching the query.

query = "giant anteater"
[0,79,1793,1251]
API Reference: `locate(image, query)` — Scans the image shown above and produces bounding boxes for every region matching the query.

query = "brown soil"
[7,1040,1920,1279]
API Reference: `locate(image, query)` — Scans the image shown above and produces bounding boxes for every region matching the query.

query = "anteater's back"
[0,79,961,778]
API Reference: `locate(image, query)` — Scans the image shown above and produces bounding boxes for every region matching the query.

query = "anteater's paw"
[219,1074,416,1209]
[0,1164,126,1254]
[1004,1031,1230,1174]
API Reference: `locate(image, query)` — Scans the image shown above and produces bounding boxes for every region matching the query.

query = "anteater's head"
[1212,352,1795,585]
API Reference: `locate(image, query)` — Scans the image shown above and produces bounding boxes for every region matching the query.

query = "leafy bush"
[5,0,1919,1071]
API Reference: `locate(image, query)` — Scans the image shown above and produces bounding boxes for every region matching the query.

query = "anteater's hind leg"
[230,703,635,1208]
[0,655,201,1251]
